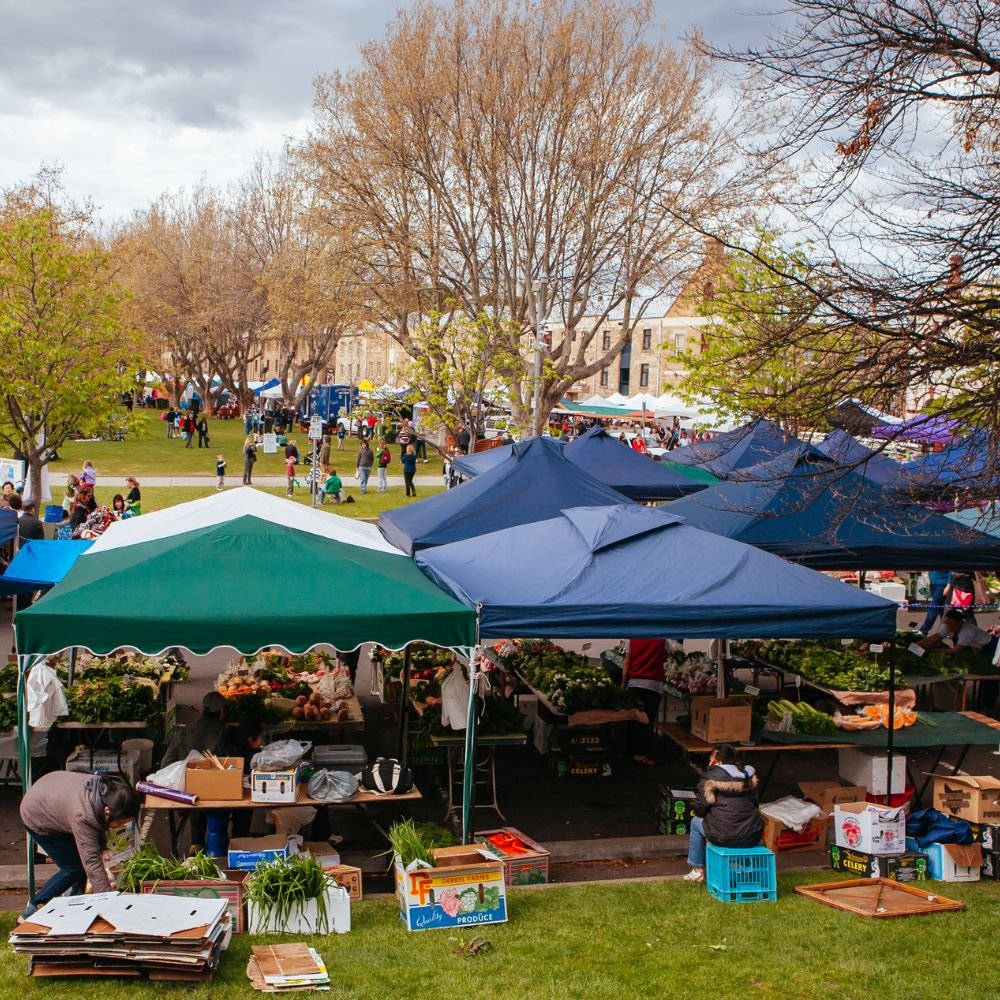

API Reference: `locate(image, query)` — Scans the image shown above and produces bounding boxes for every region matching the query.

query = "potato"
[291,706,304,719]
[320,707,331,720]
[309,692,322,707]
[296,694,308,707]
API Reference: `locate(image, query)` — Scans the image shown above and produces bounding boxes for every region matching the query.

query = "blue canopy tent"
[0,539,93,595]
[899,431,991,493]
[667,445,1000,570]
[415,504,899,639]
[0,509,18,548]
[664,418,802,478]
[252,378,280,396]
[815,430,903,488]
[380,436,633,554]
[452,428,707,500]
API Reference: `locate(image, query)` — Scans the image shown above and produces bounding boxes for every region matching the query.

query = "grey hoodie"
[20,771,112,892]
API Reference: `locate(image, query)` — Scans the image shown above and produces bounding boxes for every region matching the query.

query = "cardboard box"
[394,846,508,932]
[834,802,906,855]
[968,823,1000,851]
[325,864,363,900]
[142,872,247,933]
[300,841,341,868]
[905,838,981,882]
[798,781,868,816]
[838,749,907,796]
[761,815,826,854]
[251,768,299,803]
[227,835,292,870]
[552,726,605,754]
[981,851,1000,881]
[549,754,611,778]
[689,697,752,744]
[532,715,553,755]
[828,846,927,882]
[185,756,244,801]
[248,884,351,934]
[655,786,697,836]
[65,748,140,786]
[475,827,550,886]
[931,774,1000,825]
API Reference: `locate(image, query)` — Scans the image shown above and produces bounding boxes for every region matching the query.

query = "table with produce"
[215,650,362,733]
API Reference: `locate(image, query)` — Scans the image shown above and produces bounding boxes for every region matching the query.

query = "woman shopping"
[242,435,258,485]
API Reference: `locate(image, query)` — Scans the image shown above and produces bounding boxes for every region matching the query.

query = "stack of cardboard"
[247,943,330,992]
[9,892,230,982]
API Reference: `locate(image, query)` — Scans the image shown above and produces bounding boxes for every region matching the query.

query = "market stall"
[13,488,477,895]
[663,418,802,478]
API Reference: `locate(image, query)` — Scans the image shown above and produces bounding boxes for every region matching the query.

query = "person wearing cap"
[160,691,237,853]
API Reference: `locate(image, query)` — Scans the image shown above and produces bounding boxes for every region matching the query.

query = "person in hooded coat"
[684,743,764,883]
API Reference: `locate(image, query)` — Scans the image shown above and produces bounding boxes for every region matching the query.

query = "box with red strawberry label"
[834,801,906,855]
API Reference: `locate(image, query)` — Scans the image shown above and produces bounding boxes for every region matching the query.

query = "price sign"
[907,643,926,658]
[744,684,760,696]
[869,644,884,654]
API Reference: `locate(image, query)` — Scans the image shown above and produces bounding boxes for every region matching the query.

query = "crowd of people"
[61,463,143,538]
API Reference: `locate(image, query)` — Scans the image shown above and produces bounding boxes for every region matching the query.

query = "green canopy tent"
[13,488,477,888]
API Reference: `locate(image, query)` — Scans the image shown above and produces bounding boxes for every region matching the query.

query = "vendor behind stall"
[684,744,764,884]
[917,608,998,659]
[623,638,665,766]
[19,772,139,920]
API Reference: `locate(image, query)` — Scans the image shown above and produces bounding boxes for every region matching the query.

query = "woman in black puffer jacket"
[684,743,764,883]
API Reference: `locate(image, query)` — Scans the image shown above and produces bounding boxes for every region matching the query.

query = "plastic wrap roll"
[136,781,199,805]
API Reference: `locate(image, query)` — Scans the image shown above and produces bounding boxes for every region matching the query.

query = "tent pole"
[16,653,35,900]
[67,647,77,687]
[461,607,483,845]
[885,638,896,804]
[396,645,411,765]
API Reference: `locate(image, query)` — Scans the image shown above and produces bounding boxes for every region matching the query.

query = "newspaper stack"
[9,892,230,982]
[248,943,331,992]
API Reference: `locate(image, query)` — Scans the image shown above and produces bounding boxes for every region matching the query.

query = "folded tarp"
[0,539,93,595]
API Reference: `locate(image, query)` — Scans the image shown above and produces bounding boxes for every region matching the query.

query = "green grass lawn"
[2,875,998,999]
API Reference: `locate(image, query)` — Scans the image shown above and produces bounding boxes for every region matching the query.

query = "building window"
[602,331,611,350]
[642,328,652,350]
[674,333,686,355]
[639,364,650,388]
[599,368,609,387]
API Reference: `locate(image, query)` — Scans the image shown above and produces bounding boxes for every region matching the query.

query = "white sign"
[308,415,324,441]
[907,643,926,658]
[262,433,278,454]
[0,458,24,486]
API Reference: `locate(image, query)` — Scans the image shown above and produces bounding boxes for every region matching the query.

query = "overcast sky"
[0,1,774,222]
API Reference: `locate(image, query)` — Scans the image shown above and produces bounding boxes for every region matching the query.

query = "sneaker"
[683,868,704,883]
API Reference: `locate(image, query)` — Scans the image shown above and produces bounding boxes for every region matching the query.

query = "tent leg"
[396,646,411,765]
[885,638,896,803]
[461,649,480,845]
[67,648,77,687]
[16,653,39,901]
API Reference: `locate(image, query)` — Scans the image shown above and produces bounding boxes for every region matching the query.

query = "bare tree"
[699,0,1000,495]
[300,0,754,432]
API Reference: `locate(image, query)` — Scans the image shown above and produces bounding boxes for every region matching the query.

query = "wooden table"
[143,785,422,855]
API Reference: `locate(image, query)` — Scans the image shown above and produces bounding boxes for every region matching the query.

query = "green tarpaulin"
[16,514,476,656]
[760,712,1000,747]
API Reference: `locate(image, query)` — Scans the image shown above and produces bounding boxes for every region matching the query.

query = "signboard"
[262,433,278,455]
[308,415,324,441]
[0,458,24,486]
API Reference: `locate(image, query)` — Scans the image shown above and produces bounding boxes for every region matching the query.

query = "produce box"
[551,726,605,754]
[228,835,293,870]
[689,696,752,744]
[394,846,507,932]
[981,851,1000,881]
[905,838,981,882]
[838,749,907,797]
[549,754,611,779]
[533,716,553,755]
[475,828,550,886]
[142,872,247,933]
[185,756,244,801]
[65,748,140,786]
[828,846,927,882]
[247,884,351,934]
[325,864,363,900]
[251,768,299,803]
[655,786,697,836]
[834,802,906,855]
[761,815,826,854]
[930,774,1000,824]
[968,823,1000,850]
[798,781,867,816]
[300,841,341,868]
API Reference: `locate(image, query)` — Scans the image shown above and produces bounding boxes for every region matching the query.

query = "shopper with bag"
[376,439,392,492]
[242,435,257,485]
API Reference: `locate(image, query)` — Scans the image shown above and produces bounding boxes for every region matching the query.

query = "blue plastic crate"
[706,844,777,903]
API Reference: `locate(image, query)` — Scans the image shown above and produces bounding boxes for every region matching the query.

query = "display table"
[514,673,646,727]
[263,695,365,735]
[143,785,422,854]
[430,732,527,823]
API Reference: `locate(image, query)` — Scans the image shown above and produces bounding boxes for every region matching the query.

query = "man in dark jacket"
[684,743,764,883]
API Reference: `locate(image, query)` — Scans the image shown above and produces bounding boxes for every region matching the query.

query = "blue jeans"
[358,467,370,493]
[24,830,87,917]
[919,583,948,634]
[377,466,387,491]
[687,816,706,868]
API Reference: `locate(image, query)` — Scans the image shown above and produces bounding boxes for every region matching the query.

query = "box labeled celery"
[395,846,507,932]
[828,845,927,882]
[655,786,697,836]
[968,822,1000,851]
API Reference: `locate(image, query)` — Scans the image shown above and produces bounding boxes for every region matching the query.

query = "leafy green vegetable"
[118,844,223,892]
[246,853,338,932]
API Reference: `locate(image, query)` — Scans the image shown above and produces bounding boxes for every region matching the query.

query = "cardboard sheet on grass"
[793,878,965,918]
[761,711,1000,747]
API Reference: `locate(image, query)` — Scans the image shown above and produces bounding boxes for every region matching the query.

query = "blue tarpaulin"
[380,437,632,554]
[815,430,903,488]
[415,504,898,639]
[664,418,802,478]
[0,509,16,548]
[667,445,1000,570]
[0,539,93,595]
[452,428,707,500]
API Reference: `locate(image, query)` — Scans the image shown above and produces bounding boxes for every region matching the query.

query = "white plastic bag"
[27,662,68,729]
[251,739,311,771]
[145,750,204,792]
[440,666,469,731]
